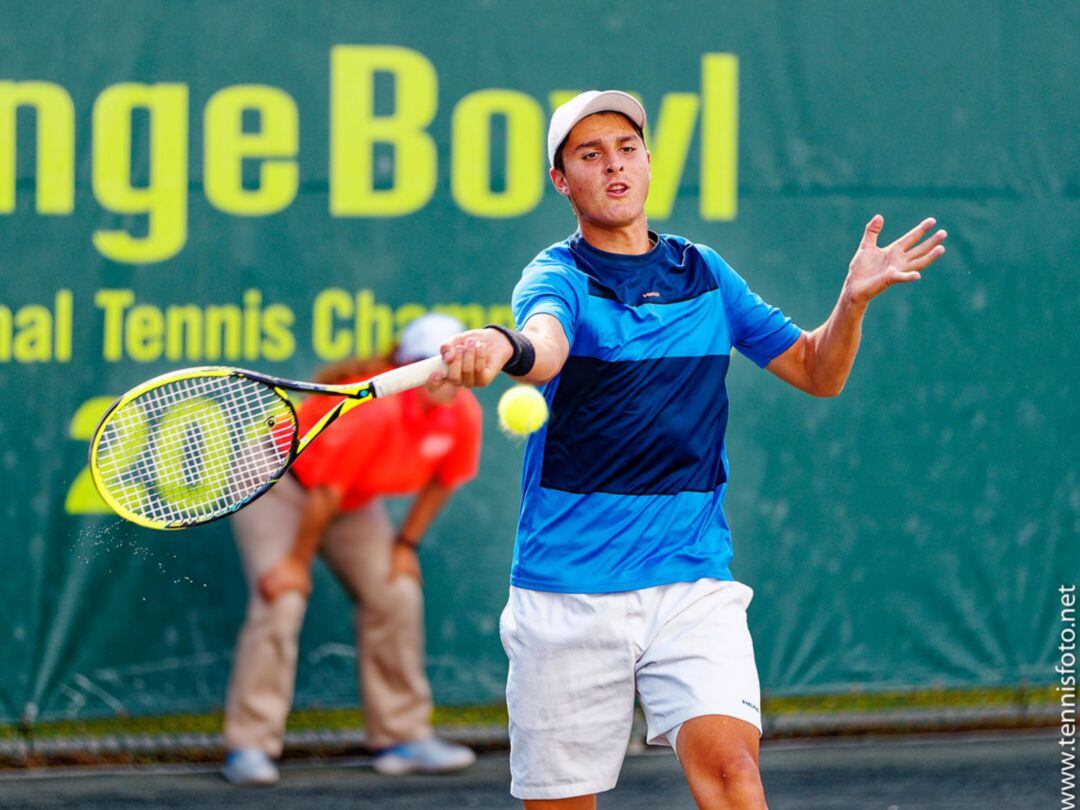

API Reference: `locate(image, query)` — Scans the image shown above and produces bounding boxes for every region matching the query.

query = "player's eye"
[581,151,599,160]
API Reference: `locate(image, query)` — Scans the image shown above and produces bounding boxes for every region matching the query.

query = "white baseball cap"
[547,90,647,167]
[395,313,464,364]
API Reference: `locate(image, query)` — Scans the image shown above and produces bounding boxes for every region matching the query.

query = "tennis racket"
[88,356,447,530]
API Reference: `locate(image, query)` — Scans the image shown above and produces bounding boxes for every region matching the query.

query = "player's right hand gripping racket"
[88,357,447,530]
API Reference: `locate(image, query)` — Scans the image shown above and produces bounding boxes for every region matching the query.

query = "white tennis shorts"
[499,578,761,800]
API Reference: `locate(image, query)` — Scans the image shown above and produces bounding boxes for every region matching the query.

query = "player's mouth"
[606,183,629,197]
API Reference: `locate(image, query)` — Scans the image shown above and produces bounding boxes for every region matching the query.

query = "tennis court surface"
[0,731,1058,809]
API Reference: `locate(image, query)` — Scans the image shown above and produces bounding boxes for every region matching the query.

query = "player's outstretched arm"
[434,314,570,389]
[767,215,947,397]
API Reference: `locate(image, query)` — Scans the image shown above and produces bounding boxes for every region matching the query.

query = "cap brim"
[573,91,646,132]
[549,90,647,166]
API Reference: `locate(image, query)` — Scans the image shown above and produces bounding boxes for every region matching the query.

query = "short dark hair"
[553,113,645,173]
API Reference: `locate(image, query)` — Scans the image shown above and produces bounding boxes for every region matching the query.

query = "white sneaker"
[222,748,280,786]
[372,736,477,775]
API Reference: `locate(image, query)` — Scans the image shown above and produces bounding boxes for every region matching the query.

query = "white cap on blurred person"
[395,313,465,364]
[547,90,647,167]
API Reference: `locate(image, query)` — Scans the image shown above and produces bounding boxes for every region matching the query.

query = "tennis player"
[431,91,947,808]
[222,313,482,786]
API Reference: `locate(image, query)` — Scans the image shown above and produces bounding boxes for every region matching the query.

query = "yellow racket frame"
[89,366,371,530]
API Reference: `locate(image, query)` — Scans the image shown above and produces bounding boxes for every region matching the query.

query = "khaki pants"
[223,474,433,755]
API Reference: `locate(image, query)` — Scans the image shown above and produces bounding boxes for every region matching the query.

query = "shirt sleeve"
[710,250,802,368]
[435,392,483,489]
[511,259,583,348]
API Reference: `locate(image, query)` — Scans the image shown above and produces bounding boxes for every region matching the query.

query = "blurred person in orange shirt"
[221,314,483,786]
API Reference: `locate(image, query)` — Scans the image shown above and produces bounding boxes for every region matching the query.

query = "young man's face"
[550,112,650,230]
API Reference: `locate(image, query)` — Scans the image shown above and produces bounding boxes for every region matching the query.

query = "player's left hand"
[388,542,422,585]
[845,215,947,305]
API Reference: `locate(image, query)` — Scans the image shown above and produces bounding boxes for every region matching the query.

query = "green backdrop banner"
[0,2,1075,723]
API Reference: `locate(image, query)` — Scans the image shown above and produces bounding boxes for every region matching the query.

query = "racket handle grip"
[372,355,449,397]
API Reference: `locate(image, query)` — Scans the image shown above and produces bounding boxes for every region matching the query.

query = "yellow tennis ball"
[497,385,548,436]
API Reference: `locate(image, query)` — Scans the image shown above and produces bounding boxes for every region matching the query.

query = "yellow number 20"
[64,396,117,514]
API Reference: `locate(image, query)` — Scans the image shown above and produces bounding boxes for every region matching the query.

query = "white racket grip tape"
[371,355,449,397]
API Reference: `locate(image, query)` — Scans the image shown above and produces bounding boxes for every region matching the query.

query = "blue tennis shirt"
[509,231,801,594]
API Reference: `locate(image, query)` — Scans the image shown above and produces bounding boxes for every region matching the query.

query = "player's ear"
[549,167,571,198]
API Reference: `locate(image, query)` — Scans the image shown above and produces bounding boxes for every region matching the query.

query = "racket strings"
[95,374,298,526]
[139,378,272,521]
[112,377,293,524]
[147,377,288,502]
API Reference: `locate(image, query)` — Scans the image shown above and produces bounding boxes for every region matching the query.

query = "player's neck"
[577,219,652,255]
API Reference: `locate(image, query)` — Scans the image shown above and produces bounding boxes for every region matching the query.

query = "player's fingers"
[475,341,497,386]
[896,217,936,250]
[425,370,446,393]
[443,345,463,386]
[906,229,947,260]
[461,339,477,386]
[909,245,946,272]
[891,271,922,284]
[427,348,453,390]
[860,214,884,248]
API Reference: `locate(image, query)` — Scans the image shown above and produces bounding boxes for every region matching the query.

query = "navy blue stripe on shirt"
[540,354,730,495]
[573,238,719,307]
